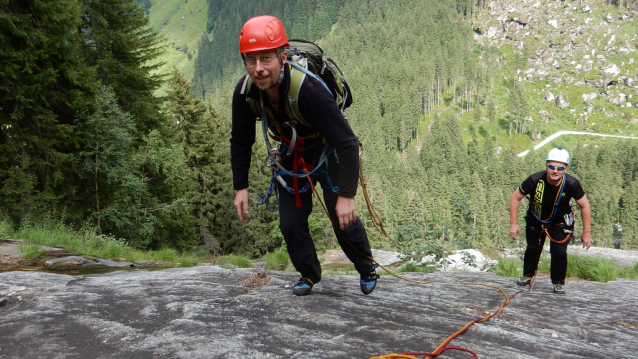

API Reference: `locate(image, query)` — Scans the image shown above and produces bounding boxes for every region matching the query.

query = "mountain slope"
[471,0,638,152]
[147,0,208,87]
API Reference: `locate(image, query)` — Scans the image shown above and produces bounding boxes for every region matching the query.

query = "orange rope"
[306,171,433,285]
[359,158,395,243]
[301,156,524,358]
[543,227,571,244]
[370,284,525,359]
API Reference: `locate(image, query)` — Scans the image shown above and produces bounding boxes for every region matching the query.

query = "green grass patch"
[3,219,214,266]
[154,247,179,262]
[18,240,44,261]
[494,257,524,278]
[395,262,437,274]
[259,248,291,271]
[566,255,624,282]
[496,254,637,282]
[177,257,199,267]
[210,255,253,268]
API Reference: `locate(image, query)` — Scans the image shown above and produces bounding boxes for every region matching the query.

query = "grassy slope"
[147,0,208,93]
[467,0,638,154]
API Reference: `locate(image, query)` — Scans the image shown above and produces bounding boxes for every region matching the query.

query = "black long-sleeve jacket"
[230,65,360,198]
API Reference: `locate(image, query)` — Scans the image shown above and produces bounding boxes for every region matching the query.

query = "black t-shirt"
[519,171,585,224]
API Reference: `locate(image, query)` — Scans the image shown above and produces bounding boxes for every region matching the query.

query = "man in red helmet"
[508,148,592,294]
[230,15,378,296]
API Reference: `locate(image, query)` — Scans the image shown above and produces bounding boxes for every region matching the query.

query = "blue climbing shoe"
[293,277,314,296]
[360,272,380,295]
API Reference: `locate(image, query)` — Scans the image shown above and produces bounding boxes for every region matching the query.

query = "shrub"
[260,248,290,271]
[0,218,13,239]
[495,257,523,278]
[18,240,44,261]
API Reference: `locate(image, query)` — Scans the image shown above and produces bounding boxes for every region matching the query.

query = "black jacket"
[230,65,360,198]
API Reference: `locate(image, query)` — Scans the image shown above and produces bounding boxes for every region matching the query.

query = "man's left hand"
[336,196,357,230]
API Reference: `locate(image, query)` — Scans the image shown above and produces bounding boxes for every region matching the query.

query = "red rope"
[371,287,525,359]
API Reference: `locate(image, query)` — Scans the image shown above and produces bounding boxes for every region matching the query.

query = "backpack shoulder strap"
[240,75,260,118]
[286,65,309,126]
[285,61,333,126]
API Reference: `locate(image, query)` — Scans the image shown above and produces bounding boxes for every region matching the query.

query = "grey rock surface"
[1,267,637,359]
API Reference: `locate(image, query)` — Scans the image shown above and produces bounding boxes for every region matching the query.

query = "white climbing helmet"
[546,148,570,165]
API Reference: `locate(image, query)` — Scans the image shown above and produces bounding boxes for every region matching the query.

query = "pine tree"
[0,0,96,222]
[75,87,135,232]
[79,0,166,134]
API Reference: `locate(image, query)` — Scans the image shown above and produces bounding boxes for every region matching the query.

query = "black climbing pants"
[276,162,374,284]
[523,220,572,284]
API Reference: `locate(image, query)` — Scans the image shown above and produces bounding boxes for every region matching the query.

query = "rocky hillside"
[472,0,638,141]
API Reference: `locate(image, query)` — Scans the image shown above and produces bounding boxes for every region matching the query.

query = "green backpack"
[242,39,353,126]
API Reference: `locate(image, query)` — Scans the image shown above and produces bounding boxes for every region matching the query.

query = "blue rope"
[257,170,280,212]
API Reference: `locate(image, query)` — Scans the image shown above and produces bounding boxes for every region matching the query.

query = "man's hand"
[335,196,357,230]
[581,232,593,250]
[234,189,250,221]
[508,223,521,239]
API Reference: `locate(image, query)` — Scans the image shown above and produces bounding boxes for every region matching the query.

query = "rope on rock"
[370,284,525,359]
[303,153,526,357]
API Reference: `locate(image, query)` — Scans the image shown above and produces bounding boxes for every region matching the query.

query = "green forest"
[2,0,638,261]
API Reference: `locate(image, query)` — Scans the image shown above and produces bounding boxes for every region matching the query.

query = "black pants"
[276,160,374,284]
[523,220,571,284]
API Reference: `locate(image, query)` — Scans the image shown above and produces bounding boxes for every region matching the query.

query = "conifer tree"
[168,71,228,253]
[619,180,638,250]
[0,0,95,222]
[75,87,135,232]
[79,0,166,134]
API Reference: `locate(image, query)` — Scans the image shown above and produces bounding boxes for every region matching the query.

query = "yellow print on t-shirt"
[534,180,544,216]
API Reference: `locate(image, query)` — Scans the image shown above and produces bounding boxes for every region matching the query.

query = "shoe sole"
[360,281,377,295]
[293,287,312,296]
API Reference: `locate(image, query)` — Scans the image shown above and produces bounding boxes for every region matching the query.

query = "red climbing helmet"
[239,15,289,54]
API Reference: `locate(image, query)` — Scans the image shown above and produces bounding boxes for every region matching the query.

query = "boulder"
[556,92,571,108]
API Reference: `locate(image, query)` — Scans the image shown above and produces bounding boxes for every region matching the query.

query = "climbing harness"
[254,82,340,210]
[527,219,574,291]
